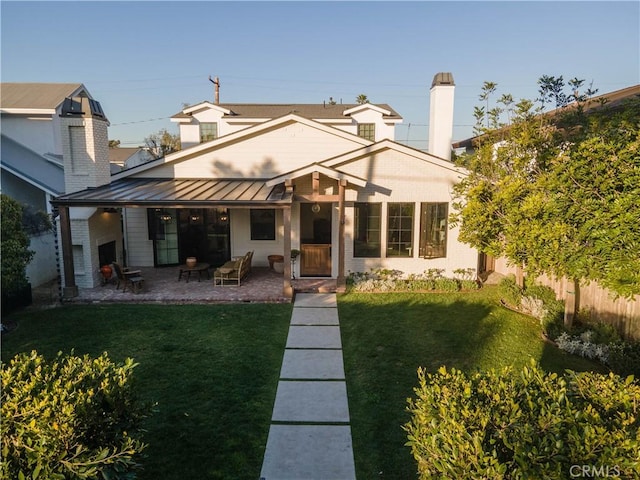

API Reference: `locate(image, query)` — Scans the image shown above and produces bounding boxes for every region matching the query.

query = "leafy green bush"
[1,351,150,480]
[405,363,640,479]
[498,275,523,307]
[1,195,34,295]
[434,277,460,292]
[607,341,640,377]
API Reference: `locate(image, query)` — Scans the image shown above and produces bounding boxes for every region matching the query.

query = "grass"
[338,287,606,480]
[2,288,607,479]
[1,303,292,480]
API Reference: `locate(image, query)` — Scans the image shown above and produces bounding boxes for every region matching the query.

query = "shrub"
[1,195,34,296]
[434,277,460,292]
[405,363,640,479]
[498,275,523,307]
[607,341,640,377]
[1,350,150,480]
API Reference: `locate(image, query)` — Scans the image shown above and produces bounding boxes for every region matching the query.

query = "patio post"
[283,202,293,298]
[337,179,347,292]
[58,205,78,298]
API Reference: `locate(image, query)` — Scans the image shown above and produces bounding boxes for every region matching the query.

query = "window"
[250,209,276,240]
[200,123,218,143]
[357,123,375,141]
[419,203,448,258]
[354,203,381,257]
[387,203,414,257]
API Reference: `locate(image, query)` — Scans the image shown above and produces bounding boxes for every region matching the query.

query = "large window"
[357,123,375,141]
[250,209,276,240]
[387,203,414,257]
[354,203,381,257]
[419,203,448,258]
[200,123,218,143]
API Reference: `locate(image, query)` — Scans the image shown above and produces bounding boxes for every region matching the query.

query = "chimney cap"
[431,72,455,88]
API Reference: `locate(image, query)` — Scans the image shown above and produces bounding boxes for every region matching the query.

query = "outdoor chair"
[213,251,253,286]
[111,263,145,293]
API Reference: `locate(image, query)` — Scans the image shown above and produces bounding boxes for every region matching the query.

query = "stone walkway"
[260,293,356,480]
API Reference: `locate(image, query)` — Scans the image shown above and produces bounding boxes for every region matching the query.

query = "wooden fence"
[492,257,640,341]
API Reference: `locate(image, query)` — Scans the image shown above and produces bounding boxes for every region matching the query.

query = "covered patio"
[55,266,337,305]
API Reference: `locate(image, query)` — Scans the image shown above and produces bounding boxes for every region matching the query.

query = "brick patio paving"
[32,267,337,306]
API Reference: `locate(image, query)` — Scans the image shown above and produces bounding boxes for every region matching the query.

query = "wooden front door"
[300,203,332,277]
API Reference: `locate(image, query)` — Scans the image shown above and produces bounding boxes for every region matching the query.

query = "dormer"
[342,103,401,141]
[171,102,232,149]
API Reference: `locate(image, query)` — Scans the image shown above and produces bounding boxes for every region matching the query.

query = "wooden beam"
[294,194,340,202]
[283,205,293,298]
[337,179,347,292]
[58,206,78,298]
[312,171,320,196]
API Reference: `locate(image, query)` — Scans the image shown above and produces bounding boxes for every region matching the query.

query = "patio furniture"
[178,262,211,283]
[214,251,253,286]
[111,263,144,293]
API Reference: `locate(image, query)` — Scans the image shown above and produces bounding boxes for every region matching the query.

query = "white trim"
[113,114,374,179]
[343,104,392,116]
[265,163,367,187]
[0,108,56,115]
[183,102,231,115]
[321,139,469,176]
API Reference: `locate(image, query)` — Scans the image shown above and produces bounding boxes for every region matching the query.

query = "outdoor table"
[178,262,211,283]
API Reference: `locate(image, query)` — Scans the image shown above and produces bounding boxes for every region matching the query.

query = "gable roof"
[114,113,374,180]
[172,102,402,121]
[0,134,65,195]
[321,138,468,176]
[0,83,88,113]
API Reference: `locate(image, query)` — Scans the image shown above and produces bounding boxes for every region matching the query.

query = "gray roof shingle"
[1,83,87,110]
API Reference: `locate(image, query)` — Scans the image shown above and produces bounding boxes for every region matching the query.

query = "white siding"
[124,208,155,266]
[134,123,366,179]
[26,231,58,287]
[230,208,285,267]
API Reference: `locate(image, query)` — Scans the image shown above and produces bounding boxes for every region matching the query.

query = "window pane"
[354,203,381,257]
[250,209,276,240]
[419,202,448,258]
[200,123,218,143]
[386,202,414,257]
[357,123,375,141]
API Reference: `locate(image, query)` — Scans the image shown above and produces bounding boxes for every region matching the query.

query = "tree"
[1,195,33,295]
[355,94,369,104]
[452,77,640,312]
[144,128,180,159]
[109,139,121,148]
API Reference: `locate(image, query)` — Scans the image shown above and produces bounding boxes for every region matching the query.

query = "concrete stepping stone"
[272,380,350,422]
[294,293,337,308]
[260,424,356,480]
[280,349,345,379]
[290,307,339,325]
[286,326,342,349]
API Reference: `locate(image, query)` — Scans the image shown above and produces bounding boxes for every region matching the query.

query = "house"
[52,72,479,298]
[109,147,154,172]
[0,83,101,287]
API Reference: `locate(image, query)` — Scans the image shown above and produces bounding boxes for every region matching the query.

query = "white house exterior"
[0,83,97,287]
[53,72,479,297]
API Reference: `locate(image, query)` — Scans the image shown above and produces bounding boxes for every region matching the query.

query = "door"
[178,208,230,267]
[300,203,332,277]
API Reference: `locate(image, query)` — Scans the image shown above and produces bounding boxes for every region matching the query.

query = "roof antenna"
[208,76,220,105]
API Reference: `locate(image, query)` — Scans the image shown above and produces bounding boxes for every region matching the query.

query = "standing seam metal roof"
[52,178,292,206]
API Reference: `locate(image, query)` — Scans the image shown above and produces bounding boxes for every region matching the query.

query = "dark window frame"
[386,202,414,257]
[250,209,276,240]
[353,202,381,258]
[419,202,448,259]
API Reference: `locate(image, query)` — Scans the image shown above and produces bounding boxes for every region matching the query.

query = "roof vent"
[61,96,107,119]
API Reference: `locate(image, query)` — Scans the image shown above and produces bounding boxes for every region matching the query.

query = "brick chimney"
[59,96,111,193]
[428,72,455,161]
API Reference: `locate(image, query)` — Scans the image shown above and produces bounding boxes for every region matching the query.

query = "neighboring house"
[52,72,479,297]
[0,82,101,287]
[109,147,154,173]
[453,84,640,155]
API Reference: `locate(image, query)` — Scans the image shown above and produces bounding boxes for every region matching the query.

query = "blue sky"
[2,1,638,150]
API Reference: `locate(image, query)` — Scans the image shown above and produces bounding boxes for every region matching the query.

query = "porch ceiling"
[52,178,292,208]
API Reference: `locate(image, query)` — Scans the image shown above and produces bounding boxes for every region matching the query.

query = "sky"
[2,1,639,151]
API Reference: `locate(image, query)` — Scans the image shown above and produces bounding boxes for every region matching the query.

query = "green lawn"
[338,287,606,480]
[1,304,292,480]
[2,289,606,479]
